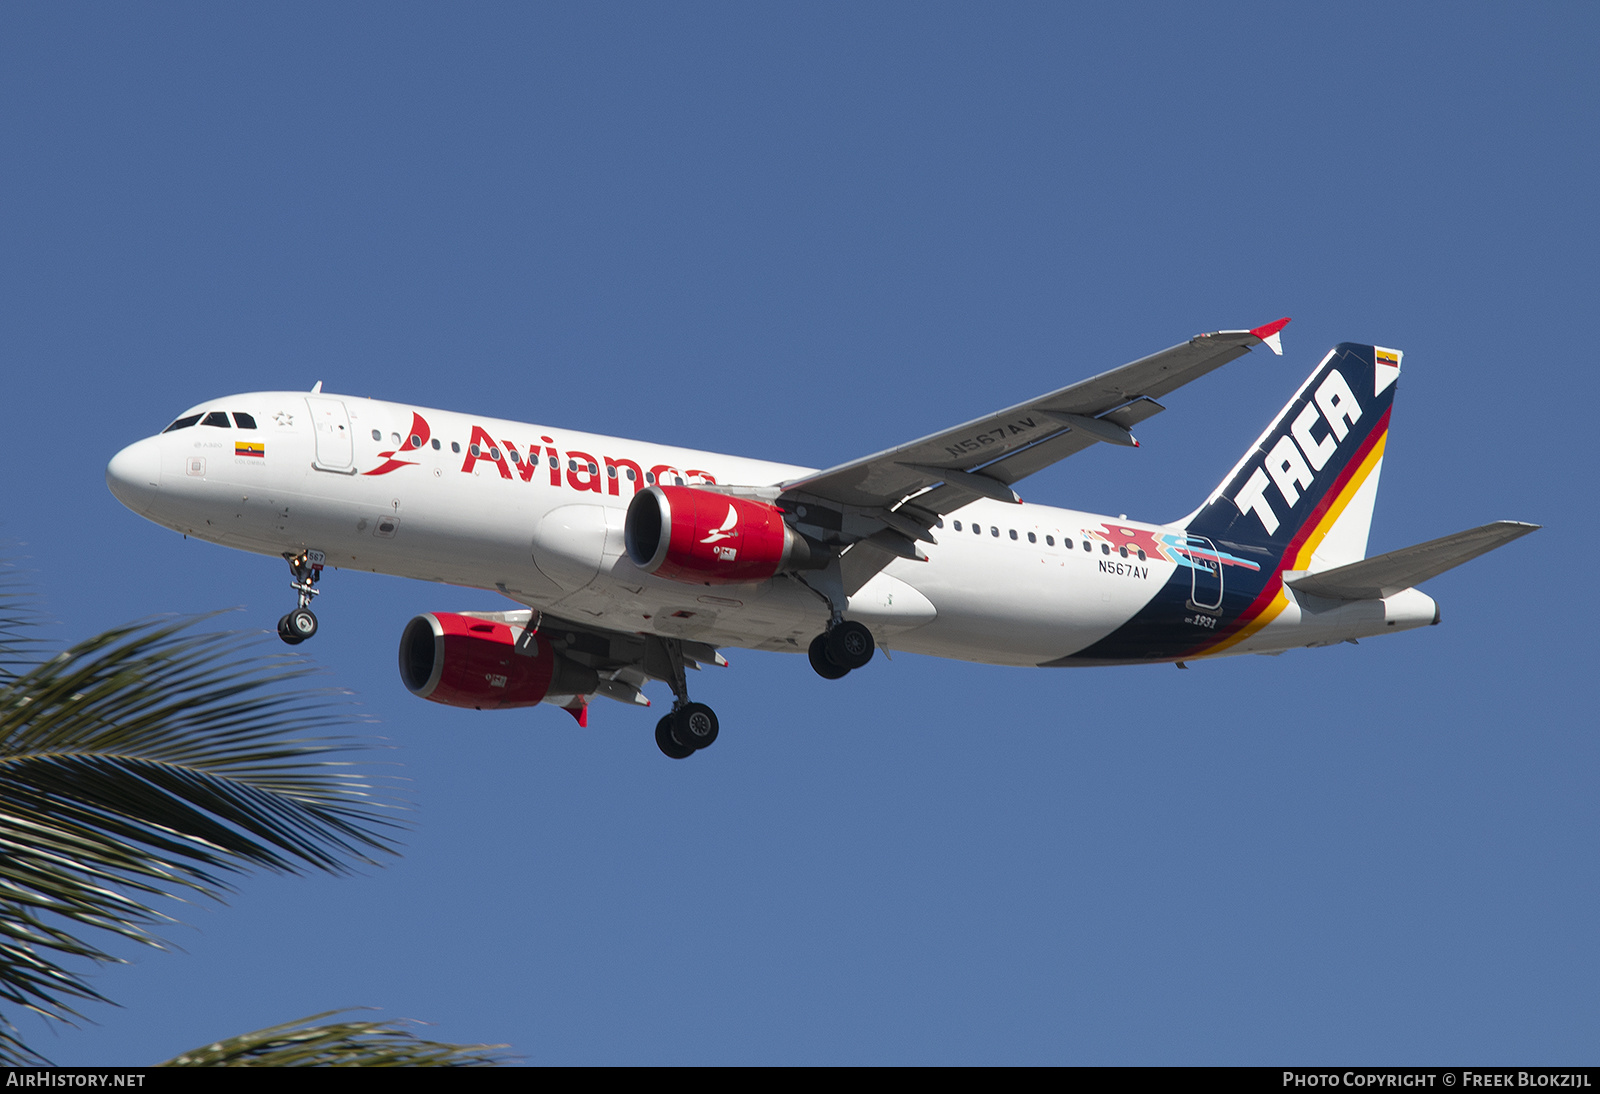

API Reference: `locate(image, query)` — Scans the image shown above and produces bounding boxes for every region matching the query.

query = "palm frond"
[158,1010,513,1067]
[0,613,402,1062]
[0,562,44,682]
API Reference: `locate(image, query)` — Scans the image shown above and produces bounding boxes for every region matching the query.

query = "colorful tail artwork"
[1067,343,1401,664]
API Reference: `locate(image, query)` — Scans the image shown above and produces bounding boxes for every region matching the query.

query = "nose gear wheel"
[277,551,325,645]
[277,608,318,645]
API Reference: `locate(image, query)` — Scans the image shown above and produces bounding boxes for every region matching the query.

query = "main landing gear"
[652,636,721,760]
[808,620,875,679]
[655,702,719,760]
[277,550,324,646]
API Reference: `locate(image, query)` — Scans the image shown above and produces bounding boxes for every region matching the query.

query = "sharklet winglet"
[1249,317,1291,356]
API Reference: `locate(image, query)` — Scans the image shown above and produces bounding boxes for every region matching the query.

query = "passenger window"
[1009,529,1018,541]
[232,412,257,429]
[626,468,636,480]
[953,521,962,531]
[935,518,944,528]
[607,465,617,478]
[645,472,656,484]
[431,439,440,450]
[372,430,382,441]
[1082,541,1091,552]
[1137,549,1147,561]
[1047,535,1056,546]
[1101,543,1110,555]
[201,411,230,428]
[162,414,202,433]
[973,523,981,535]
[1119,546,1128,558]
[990,526,999,537]
[451,442,460,453]
[509,450,521,463]
[1027,532,1036,543]
[409,434,421,447]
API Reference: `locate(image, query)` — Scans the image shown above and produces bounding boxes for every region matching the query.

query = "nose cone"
[107,437,162,514]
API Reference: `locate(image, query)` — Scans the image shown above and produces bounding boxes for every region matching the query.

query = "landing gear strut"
[277,550,324,646]
[809,620,875,678]
[650,637,721,759]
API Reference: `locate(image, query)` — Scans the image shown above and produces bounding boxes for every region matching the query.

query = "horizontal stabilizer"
[1286,521,1539,601]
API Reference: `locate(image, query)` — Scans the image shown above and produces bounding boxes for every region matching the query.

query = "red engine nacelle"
[398,612,595,710]
[624,485,821,585]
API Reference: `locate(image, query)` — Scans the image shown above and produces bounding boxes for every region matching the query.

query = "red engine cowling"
[398,613,595,710]
[624,485,820,585]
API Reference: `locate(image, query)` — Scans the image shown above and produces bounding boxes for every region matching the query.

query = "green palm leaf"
[0,564,44,681]
[0,612,401,1064]
[159,1010,513,1067]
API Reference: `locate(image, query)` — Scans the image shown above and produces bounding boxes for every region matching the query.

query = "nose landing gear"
[277,550,324,646]
[808,620,875,678]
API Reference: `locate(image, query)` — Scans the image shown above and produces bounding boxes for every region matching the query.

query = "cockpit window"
[162,414,203,433]
[201,411,231,428]
[232,412,257,429]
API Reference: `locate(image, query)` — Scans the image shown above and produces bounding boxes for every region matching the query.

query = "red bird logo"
[364,413,431,476]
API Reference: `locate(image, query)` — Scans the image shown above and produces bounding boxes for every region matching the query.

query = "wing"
[776,320,1289,592]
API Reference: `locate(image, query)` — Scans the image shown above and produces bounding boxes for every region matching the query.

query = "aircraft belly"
[887,549,1173,665]
[551,568,824,651]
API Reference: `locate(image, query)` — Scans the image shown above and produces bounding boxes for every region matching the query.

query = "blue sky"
[3,3,1595,1065]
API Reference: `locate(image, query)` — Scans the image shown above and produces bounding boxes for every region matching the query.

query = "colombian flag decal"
[236,442,265,458]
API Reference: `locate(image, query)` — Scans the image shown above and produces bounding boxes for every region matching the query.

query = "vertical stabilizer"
[1184,343,1400,574]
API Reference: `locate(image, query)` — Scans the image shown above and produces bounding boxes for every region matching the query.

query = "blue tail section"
[1059,342,1402,664]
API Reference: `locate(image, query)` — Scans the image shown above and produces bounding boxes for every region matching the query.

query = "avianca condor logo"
[364,413,432,476]
[700,506,739,545]
[700,506,741,561]
[1231,369,1362,536]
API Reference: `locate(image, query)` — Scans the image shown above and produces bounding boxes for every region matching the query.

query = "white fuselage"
[106,391,1436,667]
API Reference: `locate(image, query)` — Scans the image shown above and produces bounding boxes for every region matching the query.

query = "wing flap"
[1285,521,1539,601]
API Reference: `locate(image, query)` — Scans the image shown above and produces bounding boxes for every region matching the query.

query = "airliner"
[106,320,1537,758]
